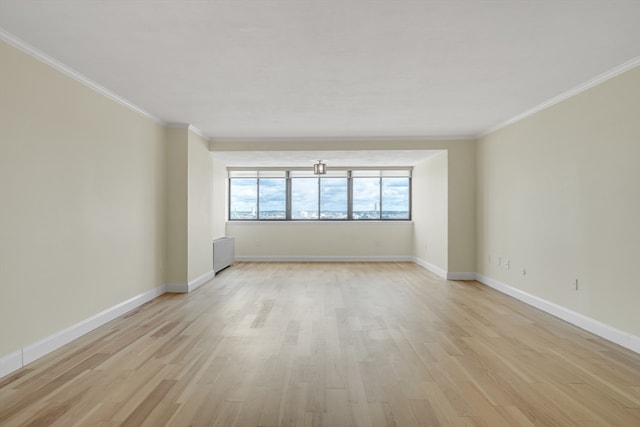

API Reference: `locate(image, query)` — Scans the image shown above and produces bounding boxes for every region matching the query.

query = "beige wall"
[227,221,413,259]
[187,130,214,282]
[211,156,227,239]
[477,66,640,338]
[0,40,167,356]
[165,128,188,286]
[447,140,476,273]
[413,151,448,272]
[166,128,215,285]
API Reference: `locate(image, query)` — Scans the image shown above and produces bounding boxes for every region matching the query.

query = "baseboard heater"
[213,236,235,273]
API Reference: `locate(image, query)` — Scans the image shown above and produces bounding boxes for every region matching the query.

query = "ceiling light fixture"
[313,160,327,175]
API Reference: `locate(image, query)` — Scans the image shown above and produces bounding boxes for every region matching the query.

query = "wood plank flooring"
[1,262,639,426]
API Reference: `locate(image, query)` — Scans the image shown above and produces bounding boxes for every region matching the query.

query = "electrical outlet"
[505,260,510,270]
[522,268,526,275]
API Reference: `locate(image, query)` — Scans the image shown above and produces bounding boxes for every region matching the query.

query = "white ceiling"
[1,1,640,143]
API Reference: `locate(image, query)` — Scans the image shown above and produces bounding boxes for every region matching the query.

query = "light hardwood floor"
[1,262,639,426]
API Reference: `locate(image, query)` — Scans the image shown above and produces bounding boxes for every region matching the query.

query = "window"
[352,172,380,220]
[381,176,410,219]
[320,175,348,219]
[258,171,286,219]
[229,177,257,220]
[291,174,319,219]
[351,170,411,220]
[228,169,411,221]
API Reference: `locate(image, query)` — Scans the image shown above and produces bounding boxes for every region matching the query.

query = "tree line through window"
[229,169,411,221]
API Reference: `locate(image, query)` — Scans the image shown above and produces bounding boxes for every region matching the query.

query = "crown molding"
[166,123,190,129]
[1,29,166,126]
[478,56,640,138]
[188,125,210,141]
[209,134,475,143]
[167,123,212,141]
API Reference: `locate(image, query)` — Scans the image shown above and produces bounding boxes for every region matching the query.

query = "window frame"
[228,168,412,221]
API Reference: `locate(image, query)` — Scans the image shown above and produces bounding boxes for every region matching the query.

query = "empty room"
[1,1,639,426]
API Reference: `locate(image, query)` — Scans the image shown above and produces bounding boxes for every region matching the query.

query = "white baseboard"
[413,259,476,281]
[166,270,216,293]
[476,274,640,354]
[413,257,447,279]
[0,285,166,379]
[236,256,414,262]
[166,283,188,293]
[188,270,215,292]
[0,350,23,379]
[447,272,476,280]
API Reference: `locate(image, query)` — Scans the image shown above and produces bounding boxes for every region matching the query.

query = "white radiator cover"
[213,237,235,273]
